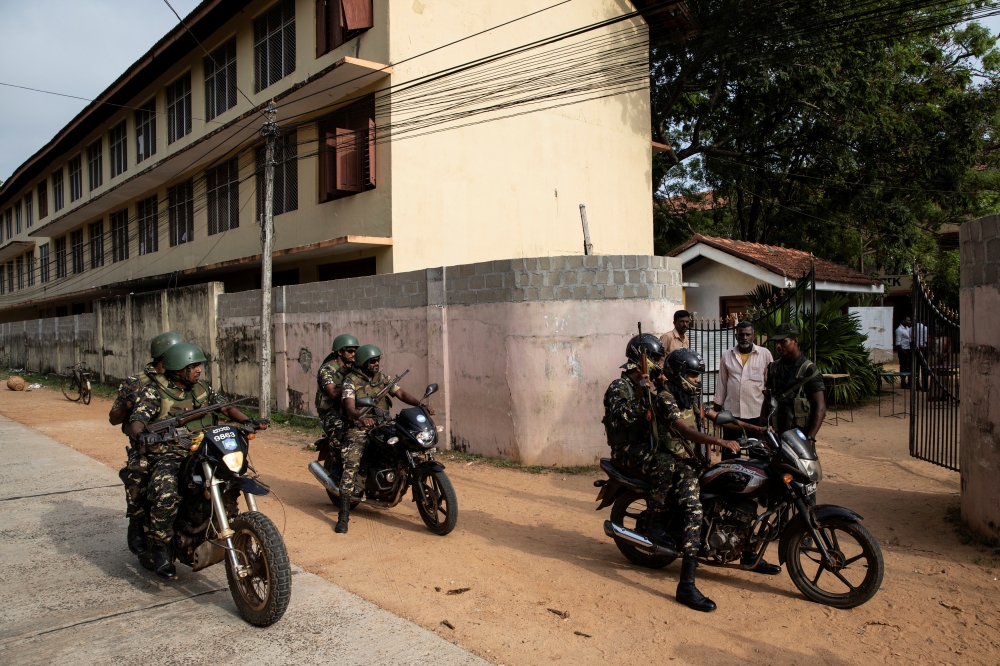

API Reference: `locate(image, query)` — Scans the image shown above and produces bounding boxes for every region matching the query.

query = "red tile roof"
[667,234,881,286]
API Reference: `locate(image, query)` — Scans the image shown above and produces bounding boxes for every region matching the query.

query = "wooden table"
[822,374,852,425]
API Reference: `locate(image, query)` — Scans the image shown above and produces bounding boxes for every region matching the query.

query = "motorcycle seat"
[600,458,654,490]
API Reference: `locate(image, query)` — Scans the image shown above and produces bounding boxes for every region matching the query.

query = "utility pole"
[259,101,277,420]
[579,204,593,255]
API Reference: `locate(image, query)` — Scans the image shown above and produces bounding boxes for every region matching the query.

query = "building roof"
[668,234,881,287]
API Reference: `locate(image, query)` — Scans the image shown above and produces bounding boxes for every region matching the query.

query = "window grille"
[39,244,50,283]
[168,180,194,246]
[6,263,12,294]
[38,180,48,219]
[4,208,11,239]
[89,220,105,268]
[254,0,296,93]
[14,201,22,234]
[71,229,85,274]
[318,95,375,202]
[109,122,128,177]
[110,209,129,262]
[137,196,159,255]
[16,255,23,290]
[166,73,192,144]
[54,237,67,279]
[87,140,103,191]
[53,168,65,211]
[135,98,157,163]
[69,155,83,202]
[256,131,299,220]
[205,39,238,120]
[25,195,33,228]
[27,252,35,287]
[207,157,240,235]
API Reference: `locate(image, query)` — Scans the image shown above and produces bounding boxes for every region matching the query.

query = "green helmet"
[354,344,382,368]
[150,331,184,361]
[332,334,360,353]
[162,342,208,372]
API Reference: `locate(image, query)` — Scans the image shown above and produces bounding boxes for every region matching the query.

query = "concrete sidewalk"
[0,414,488,666]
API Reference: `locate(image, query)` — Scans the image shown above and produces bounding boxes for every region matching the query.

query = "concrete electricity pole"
[259,101,277,420]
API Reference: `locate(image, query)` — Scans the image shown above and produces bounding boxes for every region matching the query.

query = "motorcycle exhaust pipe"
[603,520,680,558]
[309,461,341,497]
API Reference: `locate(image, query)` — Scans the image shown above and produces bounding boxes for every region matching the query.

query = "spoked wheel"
[414,470,458,535]
[61,375,81,401]
[225,512,292,627]
[609,490,675,569]
[784,518,884,608]
[81,379,92,405]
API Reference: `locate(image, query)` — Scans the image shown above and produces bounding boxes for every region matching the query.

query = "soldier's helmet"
[625,334,666,367]
[150,331,184,361]
[354,344,382,369]
[332,334,360,353]
[665,348,706,397]
[162,342,209,372]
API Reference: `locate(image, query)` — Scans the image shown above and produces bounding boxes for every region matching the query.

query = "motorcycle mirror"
[355,397,376,408]
[422,383,439,399]
[714,410,738,426]
[770,397,778,411]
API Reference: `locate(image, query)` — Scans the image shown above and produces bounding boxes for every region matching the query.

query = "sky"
[1,3,1000,184]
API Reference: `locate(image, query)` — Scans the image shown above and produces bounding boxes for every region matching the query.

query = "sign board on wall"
[880,275,912,294]
[849,306,894,364]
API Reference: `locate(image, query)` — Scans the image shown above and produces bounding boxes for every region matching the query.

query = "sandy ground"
[1,384,997,666]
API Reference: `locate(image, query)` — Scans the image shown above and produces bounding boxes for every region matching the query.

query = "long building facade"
[0,0,673,322]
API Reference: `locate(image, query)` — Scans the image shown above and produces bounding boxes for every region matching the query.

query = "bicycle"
[61,362,93,405]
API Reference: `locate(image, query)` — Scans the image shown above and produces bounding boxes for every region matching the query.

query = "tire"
[323,456,359,509]
[81,380,92,405]
[784,518,884,609]
[609,490,675,569]
[61,375,81,402]
[225,511,292,627]
[414,470,458,536]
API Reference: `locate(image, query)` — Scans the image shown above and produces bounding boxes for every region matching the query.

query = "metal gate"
[909,271,961,471]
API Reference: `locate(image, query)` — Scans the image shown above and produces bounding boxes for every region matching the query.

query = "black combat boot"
[646,510,680,556]
[151,542,176,581]
[676,556,716,612]
[335,494,351,534]
[127,518,147,555]
[741,552,781,575]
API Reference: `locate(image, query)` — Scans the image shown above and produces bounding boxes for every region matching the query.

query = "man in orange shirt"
[660,310,691,353]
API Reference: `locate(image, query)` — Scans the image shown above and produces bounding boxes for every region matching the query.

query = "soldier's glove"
[136,432,165,447]
[250,418,270,430]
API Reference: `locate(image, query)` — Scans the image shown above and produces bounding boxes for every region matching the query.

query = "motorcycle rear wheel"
[415,470,458,535]
[784,518,884,608]
[225,511,292,627]
[609,490,675,569]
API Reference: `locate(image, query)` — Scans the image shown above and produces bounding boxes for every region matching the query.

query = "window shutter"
[342,0,373,31]
[316,0,328,56]
[366,118,376,187]
[335,128,361,192]
[321,131,338,199]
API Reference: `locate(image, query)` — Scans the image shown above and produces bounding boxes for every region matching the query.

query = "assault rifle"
[637,322,658,448]
[145,397,254,440]
[356,368,410,420]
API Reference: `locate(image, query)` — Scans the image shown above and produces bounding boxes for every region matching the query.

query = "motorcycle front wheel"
[225,511,292,627]
[784,518,884,608]
[609,490,675,569]
[414,470,458,535]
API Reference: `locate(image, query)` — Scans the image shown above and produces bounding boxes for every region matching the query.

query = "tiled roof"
[667,234,881,286]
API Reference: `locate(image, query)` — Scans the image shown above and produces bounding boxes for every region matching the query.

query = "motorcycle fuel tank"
[700,459,769,494]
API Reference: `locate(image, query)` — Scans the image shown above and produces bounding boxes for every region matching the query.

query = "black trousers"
[721,416,765,460]
[897,349,911,387]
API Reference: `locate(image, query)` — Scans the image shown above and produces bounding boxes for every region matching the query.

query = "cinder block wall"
[960,216,1000,541]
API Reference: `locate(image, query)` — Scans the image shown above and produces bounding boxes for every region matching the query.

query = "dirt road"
[2,386,997,665]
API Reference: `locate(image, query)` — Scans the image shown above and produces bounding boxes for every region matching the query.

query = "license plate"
[596,486,607,502]
[804,483,817,495]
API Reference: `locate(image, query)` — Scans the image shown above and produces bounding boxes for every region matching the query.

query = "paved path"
[0,414,488,666]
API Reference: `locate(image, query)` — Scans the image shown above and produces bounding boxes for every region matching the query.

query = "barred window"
[137,196,159,255]
[168,180,194,246]
[53,168,65,211]
[27,252,35,287]
[256,131,298,220]
[14,201,22,234]
[254,0,296,93]
[69,155,83,202]
[25,194,33,228]
[6,262,12,294]
[15,255,23,290]
[54,237,67,279]
[166,73,192,144]
[88,139,103,191]
[109,122,128,177]
[207,157,240,235]
[110,208,129,262]
[4,208,11,240]
[205,39,238,120]
[316,0,373,57]
[38,180,48,219]
[135,98,157,163]
[318,95,375,202]
[89,220,105,268]
[70,229,85,274]
[39,244,50,283]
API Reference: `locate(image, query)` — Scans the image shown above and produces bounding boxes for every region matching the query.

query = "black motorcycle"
[137,421,291,627]
[595,402,884,608]
[308,383,458,535]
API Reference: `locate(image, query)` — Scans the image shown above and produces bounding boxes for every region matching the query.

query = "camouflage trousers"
[339,427,369,497]
[320,412,344,464]
[612,444,675,512]
[145,448,189,545]
[118,445,150,521]
[672,460,703,558]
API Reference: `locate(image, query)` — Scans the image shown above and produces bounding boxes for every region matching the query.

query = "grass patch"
[239,407,325,438]
[0,367,119,400]
[438,449,598,476]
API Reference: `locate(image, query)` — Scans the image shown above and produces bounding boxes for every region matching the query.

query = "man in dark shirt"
[762,323,826,441]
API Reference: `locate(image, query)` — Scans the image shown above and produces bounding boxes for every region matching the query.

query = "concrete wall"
[960,215,1000,541]
[682,258,766,318]
[0,315,98,375]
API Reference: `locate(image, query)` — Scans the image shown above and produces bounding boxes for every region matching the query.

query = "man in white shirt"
[913,321,928,390]
[894,316,912,389]
[711,321,773,460]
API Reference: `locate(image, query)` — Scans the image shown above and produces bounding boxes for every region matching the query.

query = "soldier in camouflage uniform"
[129,342,262,580]
[315,334,360,460]
[335,344,433,534]
[109,331,183,555]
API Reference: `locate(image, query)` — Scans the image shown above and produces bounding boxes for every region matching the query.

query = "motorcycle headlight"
[416,430,435,447]
[222,451,244,473]
[801,458,822,483]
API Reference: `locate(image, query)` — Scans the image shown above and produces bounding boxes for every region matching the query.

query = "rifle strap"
[777,361,821,403]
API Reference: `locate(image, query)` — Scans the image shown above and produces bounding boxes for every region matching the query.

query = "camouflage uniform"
[655,385,703,558]
[602,374,675,512]
[315,355,351,453]
[114,364,163,520]
[339,368,401,497]
[130,378,221,545]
